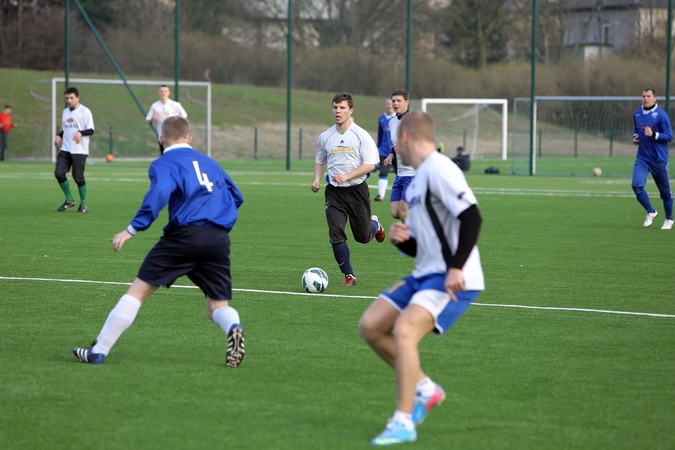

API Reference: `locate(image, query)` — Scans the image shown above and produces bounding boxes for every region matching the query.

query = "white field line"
[0,173,637,198]
[1,275,674,319]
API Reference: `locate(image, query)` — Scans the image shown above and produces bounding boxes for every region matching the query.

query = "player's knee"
[632,184,645,195]
[55,172,67,183]
[74,179,86,188]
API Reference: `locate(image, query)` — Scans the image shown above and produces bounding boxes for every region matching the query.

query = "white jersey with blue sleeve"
[128,144,243,234]
[404,152,484,290]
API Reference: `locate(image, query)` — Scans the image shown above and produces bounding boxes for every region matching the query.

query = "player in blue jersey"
[359,112,484,446]
[73,116,246,367]
[375,98,396,201]
[632,88,674,229]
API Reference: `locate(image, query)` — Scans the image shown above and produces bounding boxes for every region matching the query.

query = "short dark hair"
[391,89,410,101]
[159,84,169,89]
[3,105,11,109]
[644,88,656,96]
[64,87,80,97]
[332,92,353,109]
[456,146,464,152]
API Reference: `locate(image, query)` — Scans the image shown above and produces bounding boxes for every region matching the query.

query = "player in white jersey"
[54,87,95,213]
[383,89,416,221]
[312,92,386,287]
[146,84,188,154]
[359,111,484,446]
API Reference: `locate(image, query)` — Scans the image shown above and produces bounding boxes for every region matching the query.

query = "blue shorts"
[380,273,479,334]
[390,176,414,202]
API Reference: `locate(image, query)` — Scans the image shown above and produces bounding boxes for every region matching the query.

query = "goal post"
[51,78,211,162]
[512,96,647,176]
[421,98,508,160]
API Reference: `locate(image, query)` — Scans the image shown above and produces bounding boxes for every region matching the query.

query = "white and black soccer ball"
[302,267,329,293]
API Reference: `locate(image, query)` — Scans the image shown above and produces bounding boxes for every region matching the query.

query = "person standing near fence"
[631,88,674,230]
[146,85,188,154]
[0,105,17,161]
[54,87,95,213]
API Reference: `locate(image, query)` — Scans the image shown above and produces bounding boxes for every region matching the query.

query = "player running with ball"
[359,111,484,446]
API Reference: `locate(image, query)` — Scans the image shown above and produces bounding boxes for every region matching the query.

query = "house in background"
[564,0,671,60]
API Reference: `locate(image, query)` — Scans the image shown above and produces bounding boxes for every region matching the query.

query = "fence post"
[299,128,303,160]
[574,129,578,157]
[109,126,113,156]
[537,129,542,158]
[254,127,258,161]
[609,129,613,157]
[462,128,467,150]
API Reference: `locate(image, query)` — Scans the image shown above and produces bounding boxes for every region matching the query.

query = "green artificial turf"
[0,160,674,449]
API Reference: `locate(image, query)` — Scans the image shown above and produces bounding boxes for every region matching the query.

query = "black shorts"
[325,182,374,244]
[54,151,87,185]
[137,225,232,299]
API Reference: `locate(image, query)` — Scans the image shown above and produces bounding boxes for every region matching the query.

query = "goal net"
[512,96,648,176]
[421,98,508,161]
[50,78,211,162]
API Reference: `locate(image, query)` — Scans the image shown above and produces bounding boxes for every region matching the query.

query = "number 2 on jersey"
[192,160,214,192]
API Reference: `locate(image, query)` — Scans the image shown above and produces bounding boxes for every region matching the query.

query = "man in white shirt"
[359,111,484,446]
[146,85,188,154]
[312,92,386,287]
[54,87,95,213]
[384,89,416,221]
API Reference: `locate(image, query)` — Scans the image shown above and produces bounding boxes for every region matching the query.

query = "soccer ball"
[106,154,115,163]
[593,167,602,177]
[302,268,329,293]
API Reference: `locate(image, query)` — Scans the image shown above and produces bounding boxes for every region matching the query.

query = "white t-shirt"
[389,113,416,177]
[60,104,95,155]
[146,99,188,139]
[316,122,379,187]
[404,151,484,290]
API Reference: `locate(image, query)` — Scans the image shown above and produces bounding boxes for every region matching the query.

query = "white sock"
[416,377,436,398]
[392,410,414,430]
[92,294,142,355]
[378,178,388,198]
[212,306,241,334]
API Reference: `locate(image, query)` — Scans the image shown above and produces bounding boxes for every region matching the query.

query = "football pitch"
[1,159,674,449]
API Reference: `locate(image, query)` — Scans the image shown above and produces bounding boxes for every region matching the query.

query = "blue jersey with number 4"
[130,145,243,233]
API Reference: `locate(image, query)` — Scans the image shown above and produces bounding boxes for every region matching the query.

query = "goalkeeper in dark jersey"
[73,116,246,368]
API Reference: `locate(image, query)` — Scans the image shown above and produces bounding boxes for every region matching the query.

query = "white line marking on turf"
[2,276,674,318]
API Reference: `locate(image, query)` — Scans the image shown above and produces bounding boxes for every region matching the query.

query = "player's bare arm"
[111,230,134,253]
[54,136,62,148]
[332,163,376,184]
[383,153,394,166]
[312,162,325,193]
[388,222,410,244]
[74,131,82,144]
[444,268,465,302]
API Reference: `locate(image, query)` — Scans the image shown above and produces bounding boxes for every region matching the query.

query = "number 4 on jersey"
[193,160,214,192]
